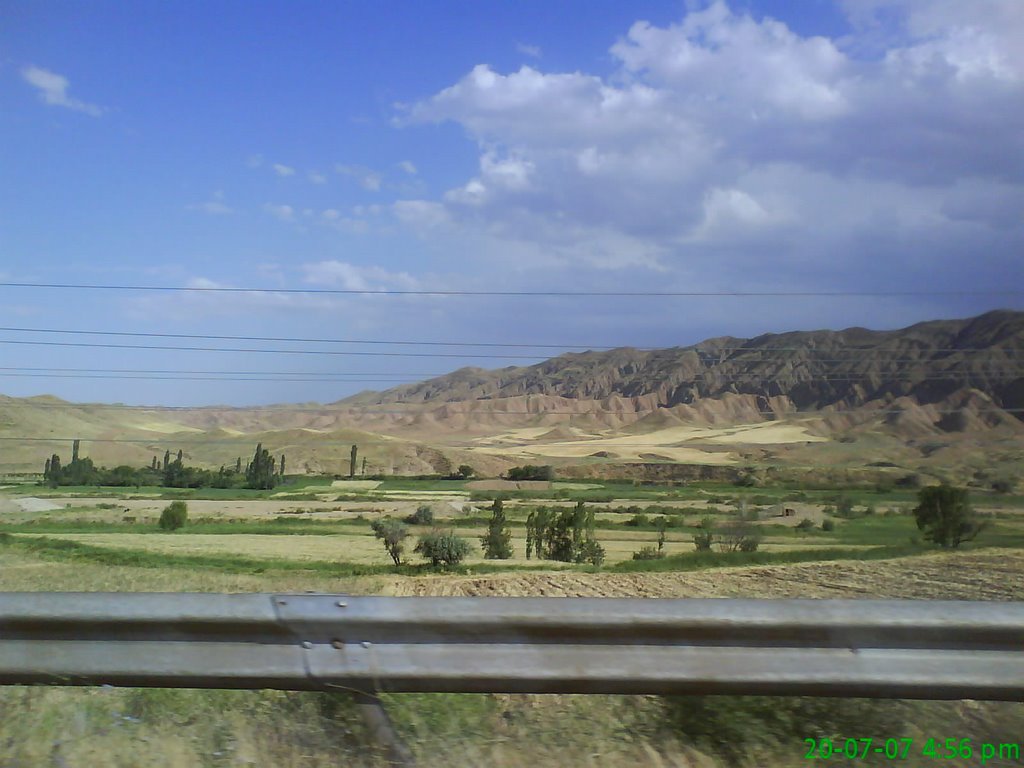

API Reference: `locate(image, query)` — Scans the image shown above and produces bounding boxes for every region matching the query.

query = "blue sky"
[1,0,1022,406]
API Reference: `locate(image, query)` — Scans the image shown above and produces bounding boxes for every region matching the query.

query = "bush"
[404,505,434,525]
[795,518,815,531]
[625,513,650,527]
[158,501,188,531]
[578,538,606,567]
[693,515,717,551]
[821,519,835,532]
[631,545,665,561]
[415,530,473,568]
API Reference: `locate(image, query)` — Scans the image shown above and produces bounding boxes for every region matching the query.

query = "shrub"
[625,513,650,527]
[795,518,814,531]
[578,538,606,567]
[404,505,434,526]
[821,519,835,532]
[632,545,665,561]
[415,530,473,568]
[692,515,716,549]
[158,501,188,531]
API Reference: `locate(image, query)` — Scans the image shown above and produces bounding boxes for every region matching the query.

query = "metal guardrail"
[0,593,1022,700]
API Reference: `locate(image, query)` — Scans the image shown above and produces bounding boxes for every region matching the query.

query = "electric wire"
[1,281,1020,297]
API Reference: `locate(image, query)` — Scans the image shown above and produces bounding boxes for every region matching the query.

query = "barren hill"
[342,310,1024,415]
[2,311,1022,483]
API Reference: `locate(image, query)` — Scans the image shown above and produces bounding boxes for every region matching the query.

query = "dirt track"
[384,549,1024,600]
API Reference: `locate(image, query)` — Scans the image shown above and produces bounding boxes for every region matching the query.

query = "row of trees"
[370,498,522,568]
[41,443,286,490]
[525,502,605,565]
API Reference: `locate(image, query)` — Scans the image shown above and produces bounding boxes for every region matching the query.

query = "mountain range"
[1,310,1022,484]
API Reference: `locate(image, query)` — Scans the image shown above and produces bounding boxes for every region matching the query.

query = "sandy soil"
[0,497,66,513]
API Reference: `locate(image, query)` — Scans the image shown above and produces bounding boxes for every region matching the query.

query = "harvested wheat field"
[385,549,1024,600]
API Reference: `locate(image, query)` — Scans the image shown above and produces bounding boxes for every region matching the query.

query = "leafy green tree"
[415,530,472,568]
[350,445,358,478]
[458,464,475,479]
[481,498,513,559]
[245,443,277,490]
[371,518,409,566]
[159,501,188,531]
[279,454,286,478]
[913,485,985,548]
[163,450,170,471]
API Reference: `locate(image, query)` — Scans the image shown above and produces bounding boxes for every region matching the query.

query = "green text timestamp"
[804,737,1021,763]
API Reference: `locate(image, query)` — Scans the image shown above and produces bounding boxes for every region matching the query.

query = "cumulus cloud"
[273,163,296,177]
[397,160,418,175]
[21,66,104,116]
[307,171,327,184]
[398,0,1023,293]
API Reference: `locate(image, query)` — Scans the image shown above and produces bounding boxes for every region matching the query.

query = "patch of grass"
[0,534,556,577]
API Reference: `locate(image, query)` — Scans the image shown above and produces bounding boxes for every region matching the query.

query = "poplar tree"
[481,498,513,559]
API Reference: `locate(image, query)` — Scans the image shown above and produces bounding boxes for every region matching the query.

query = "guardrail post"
[355,692,415,767]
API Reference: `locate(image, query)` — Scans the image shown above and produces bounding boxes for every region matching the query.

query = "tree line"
[41,441,286,490]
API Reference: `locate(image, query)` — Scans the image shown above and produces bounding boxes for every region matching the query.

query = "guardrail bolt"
[331,639,345,649]
[336,601,347,608]
[301,641,313,649]
[361,641,372,649]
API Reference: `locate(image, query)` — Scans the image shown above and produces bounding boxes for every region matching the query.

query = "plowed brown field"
[384,549,1024,600]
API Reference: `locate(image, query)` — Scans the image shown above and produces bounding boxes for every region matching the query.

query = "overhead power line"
[1,337,1022,363]
[0,281,1020,297]
[0,371,1021,387]
[0,325,1021,354]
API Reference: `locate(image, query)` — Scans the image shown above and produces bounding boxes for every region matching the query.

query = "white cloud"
[263,203,295,221]
[301,260,420,291]
[246,154,264,168]
[336,164,383,191]
[516,42,542,59]
[21,66,104,116]
[188,190,233,215]
[397,160,418,175]
[398,0,1024,291]
[307,171,327,184]
[392,200,450,230]
[273,163,296,177]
